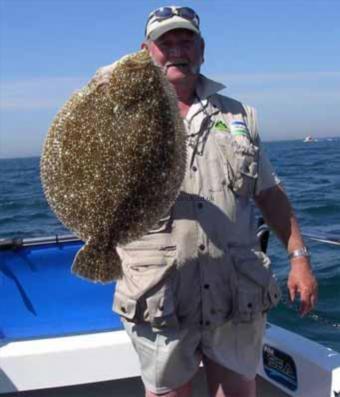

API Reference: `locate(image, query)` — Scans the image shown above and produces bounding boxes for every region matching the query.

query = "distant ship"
[304,135,314,143]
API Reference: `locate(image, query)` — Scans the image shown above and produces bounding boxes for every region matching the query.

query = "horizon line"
[1,135,339,161]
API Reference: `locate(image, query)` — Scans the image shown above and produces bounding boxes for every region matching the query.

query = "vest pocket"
[115,234,178,319]
[113,290,137,320]
[119,241,177,294]
[113,267,179,330]
[213,131,259,198]
[235,286,263,323]
[234,276,281,323]
[206,157,228,192]
[230,249,281,323]
[231,152,258,197]
[145,279,178,331]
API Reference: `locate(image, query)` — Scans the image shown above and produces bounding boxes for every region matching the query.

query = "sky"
[0,0,340,158]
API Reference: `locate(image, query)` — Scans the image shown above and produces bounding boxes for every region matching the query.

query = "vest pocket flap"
[113,291,137,320]
[146,294,173,318]
[236,260,271,289]
[145,283,178,330]
[125,253,177,288]
[127,255,169,269]
[122,240,177,274]
[235,288,263,323]
[121,233,176,251]
[230,249,272,289]
[263,277,281,311]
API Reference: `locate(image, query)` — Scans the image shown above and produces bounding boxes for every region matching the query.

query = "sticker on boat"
[263,343,298,391]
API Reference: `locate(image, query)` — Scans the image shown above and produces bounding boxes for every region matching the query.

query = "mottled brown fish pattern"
[40,50,186,283]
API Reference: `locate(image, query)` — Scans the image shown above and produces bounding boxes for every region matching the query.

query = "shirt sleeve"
[256,140,281,194]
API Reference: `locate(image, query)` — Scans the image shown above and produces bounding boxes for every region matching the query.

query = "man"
[93,6,318,397]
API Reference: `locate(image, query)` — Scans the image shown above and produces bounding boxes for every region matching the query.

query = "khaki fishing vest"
[113,75,281,330]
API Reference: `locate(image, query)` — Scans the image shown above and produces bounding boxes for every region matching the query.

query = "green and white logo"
[214,120,229,132]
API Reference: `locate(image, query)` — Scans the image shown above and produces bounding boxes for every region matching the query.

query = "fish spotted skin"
[41,50,186,283]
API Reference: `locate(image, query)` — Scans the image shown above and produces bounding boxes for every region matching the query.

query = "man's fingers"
[299,287,317,316]
[288,285,296,302]
[311,293,318,308]
[299,299,310,317]
[299,289,309,316]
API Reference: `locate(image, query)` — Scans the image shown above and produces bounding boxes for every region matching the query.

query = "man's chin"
[167,75,189,86]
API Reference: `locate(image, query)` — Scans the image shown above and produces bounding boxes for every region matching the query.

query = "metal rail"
[1,223,339,251]
[0,234,80,250]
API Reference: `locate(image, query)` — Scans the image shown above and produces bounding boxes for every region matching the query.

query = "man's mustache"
[164,59,189,68]
[162,59,201,75]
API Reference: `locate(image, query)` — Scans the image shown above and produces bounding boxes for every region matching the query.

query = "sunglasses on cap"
[147,6,200,28]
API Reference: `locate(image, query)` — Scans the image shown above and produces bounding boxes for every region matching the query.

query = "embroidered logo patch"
[230,120,250,137]
[214,120,229,132]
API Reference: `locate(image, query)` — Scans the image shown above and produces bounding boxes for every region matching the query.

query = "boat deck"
[1,370,289,397]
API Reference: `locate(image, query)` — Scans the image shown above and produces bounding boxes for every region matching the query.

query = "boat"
[303,136,315,143]
[1,232,340,396]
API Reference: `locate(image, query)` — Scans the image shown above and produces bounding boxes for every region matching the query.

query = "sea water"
[1,139,339,351]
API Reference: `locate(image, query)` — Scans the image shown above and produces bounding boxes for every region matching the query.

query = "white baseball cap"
[145,6,200,41]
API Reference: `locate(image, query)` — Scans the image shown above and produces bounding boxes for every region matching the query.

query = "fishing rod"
[302,232,340,246]
[257,218,340,248]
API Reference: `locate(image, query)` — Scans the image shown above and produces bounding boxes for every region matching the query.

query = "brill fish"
[40,50,186,283]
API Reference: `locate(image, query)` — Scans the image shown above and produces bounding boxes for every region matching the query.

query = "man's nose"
[167,46,182,57]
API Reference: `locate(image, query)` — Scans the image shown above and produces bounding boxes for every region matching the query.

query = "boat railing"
[0,234,80,250]
[1,220,338,251]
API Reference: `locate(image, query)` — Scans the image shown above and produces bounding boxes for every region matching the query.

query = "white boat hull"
[1,324,339,396]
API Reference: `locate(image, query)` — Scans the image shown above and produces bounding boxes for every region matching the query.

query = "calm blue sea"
[1,139,340,351]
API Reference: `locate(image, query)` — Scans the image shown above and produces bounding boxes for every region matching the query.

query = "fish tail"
[71,242,122,283]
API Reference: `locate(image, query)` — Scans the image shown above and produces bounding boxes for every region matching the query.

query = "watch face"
[288,247,310,260]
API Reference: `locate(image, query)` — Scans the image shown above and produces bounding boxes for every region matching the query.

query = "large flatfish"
[40,49,186,283]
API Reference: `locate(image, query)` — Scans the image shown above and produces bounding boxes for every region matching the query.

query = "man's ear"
[141,41,148,50]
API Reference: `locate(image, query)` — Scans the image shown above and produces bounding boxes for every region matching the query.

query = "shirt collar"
[185,75,226,124]
[196,74,226,100]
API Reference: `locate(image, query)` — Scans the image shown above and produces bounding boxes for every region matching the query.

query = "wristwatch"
[288,246,310,260]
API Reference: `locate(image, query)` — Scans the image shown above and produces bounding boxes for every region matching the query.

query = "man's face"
[144,29,204,84]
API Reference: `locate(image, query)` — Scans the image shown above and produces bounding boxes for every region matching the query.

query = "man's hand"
[287,259,318,316]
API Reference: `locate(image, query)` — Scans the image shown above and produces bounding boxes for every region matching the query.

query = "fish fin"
[71,242,122,283]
